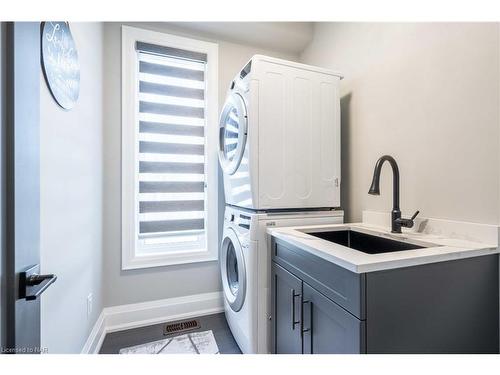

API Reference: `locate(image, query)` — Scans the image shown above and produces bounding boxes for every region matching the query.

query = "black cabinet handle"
[301,300,312,334]
[290,289,301,330]
[302,300,313,354]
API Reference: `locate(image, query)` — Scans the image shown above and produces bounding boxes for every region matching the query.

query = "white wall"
[301,23,500,224]
[167,22,314,55]
[40,23,104,353]
[102,22,299,307]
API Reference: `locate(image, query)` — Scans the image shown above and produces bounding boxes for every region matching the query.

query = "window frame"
[121,25,219,270]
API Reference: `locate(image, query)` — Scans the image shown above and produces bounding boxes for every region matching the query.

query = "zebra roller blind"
[136,41,208,252]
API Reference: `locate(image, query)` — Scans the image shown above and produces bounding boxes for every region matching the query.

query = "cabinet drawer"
[272,237,365,319]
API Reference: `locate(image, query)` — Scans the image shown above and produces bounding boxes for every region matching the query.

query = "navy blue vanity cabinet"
[271,263,303,354]
[301,282,365,354]
[271,238,366,354]
[271,262,365,354]
[271,237,499,354]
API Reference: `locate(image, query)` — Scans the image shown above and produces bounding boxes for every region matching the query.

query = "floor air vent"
[164,319,201,336]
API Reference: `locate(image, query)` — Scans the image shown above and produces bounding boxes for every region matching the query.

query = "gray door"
[5,22,56,354]
[302,282,364,354]
[271,263,302,354]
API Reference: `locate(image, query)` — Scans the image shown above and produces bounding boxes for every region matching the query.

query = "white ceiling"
[167,22,314,55]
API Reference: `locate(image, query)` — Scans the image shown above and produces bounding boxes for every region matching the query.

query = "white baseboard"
[81,291,224,354]
[81,310,106,354]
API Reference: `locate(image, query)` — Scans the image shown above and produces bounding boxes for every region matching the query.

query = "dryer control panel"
[224,210,251,230]
[240,61,252,79]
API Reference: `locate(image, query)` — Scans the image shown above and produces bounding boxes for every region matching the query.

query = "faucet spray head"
[368,176,380,195]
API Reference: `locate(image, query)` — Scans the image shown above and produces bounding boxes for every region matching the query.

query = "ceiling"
[167,22,314,55]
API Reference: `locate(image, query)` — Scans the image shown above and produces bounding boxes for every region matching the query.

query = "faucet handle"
[396,210,420,229]
[410,210,420,221]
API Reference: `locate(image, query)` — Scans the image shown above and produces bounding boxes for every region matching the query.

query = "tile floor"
[99,313,241,354]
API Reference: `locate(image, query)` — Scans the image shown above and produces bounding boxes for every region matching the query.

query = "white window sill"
[122,249,218,270]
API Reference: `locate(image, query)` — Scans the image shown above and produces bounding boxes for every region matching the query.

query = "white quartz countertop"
[267,217,500,274]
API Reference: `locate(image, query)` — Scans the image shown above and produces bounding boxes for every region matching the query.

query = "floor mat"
[119,330,220,354]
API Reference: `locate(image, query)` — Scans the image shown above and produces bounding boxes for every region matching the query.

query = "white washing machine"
[220,206,344,353]
[218,55,343,210]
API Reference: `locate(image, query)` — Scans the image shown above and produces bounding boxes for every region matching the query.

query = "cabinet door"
[302,282,364,354]
[272,263,303,353]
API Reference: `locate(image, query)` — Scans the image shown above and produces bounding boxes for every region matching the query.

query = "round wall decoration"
[41,22,80,110]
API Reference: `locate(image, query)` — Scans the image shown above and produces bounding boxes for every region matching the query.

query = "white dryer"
[218,55,343,210]
[220,206,344,353]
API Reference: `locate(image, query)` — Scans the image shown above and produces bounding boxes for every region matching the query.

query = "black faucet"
[368,155,419,233]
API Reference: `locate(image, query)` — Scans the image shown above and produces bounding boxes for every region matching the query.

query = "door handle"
[290,289,301,330]
[19,265,57,301]
[26,274,55,286]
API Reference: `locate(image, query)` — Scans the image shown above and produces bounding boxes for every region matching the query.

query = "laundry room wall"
[102,22,301,307]
[300,23,500,224]
[40,22,104,353]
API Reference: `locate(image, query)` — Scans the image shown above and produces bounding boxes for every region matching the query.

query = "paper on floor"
[119,330,219,354]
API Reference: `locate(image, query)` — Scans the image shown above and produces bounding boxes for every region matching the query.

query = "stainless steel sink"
[307,229,425,254]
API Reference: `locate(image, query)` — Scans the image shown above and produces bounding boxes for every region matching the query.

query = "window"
[122,26,219,269]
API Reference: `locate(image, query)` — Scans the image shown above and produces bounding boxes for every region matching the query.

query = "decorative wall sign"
[41,22,80,110]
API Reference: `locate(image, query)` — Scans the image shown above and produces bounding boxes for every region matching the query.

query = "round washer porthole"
[220,228,246,312]
[218,92,248,175]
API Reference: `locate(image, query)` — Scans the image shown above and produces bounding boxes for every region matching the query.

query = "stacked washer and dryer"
[218,55,343,354]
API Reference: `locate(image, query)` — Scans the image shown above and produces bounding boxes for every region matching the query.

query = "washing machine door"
[220,227,246,312]
[218,92,248,175]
